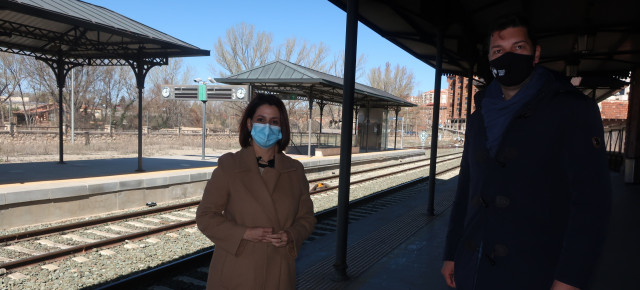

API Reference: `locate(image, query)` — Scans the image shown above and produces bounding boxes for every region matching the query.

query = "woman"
[196,93,316,289]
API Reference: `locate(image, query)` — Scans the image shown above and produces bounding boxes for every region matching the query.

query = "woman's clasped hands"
[243,227,289,247]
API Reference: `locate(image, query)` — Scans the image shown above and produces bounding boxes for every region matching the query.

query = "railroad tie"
[125,221,157,228]
[85,229,119,238]
[161,214,191,221]
[62,234,99,243]
[38,239,73,249]
[4,245,44,256]
[143,217,163,223]
[106,225,137,233]
[174,211,196,218]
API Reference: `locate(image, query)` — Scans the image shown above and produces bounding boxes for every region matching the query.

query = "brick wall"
[600,100,628,120]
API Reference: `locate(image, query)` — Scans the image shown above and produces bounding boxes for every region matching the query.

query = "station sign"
[161,85,249,101]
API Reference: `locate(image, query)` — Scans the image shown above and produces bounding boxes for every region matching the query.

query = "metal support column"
[308,95,314,157]
[427,29,445,216]
[394,107,400,149]
[128,51,162,172]
[202,101,207,160]
[319,99,325,134]
[354,106,359,147]
[57,79,65,164]
[365,102,370,152]
[465,73,474,130]
[333,0,358,281]
[625,67,640,183]
[41,55,76,165]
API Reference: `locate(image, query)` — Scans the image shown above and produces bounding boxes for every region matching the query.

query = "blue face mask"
[251,123,282,149]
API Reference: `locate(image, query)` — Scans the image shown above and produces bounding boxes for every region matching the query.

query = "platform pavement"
[295,171,640,289]
[0,149,430,229]
[0,149,429,186]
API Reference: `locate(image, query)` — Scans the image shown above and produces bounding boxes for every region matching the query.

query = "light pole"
[194,77,216,160]
[71,68,75,144]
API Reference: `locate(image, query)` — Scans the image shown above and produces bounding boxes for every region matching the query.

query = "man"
[441,15,611,290]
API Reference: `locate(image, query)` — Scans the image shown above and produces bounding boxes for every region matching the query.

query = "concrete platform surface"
[294,171,640,289]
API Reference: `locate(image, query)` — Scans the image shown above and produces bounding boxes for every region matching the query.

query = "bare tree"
[275,37,330,71]
[213,22,273,76]
[90,66,133,129]
[146,58,194,128]
[0,52,22,125]
[367,62,415,98]
[327,50,367,81]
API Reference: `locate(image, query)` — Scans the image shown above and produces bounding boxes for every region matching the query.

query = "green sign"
[198,84,207,102]
[290,94,297,100]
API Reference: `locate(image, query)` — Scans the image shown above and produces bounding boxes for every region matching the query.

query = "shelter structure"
[216,59,416,155]
[0,0,209,170]
[324,0,640,280]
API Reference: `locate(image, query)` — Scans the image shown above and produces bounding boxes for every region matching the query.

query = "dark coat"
[444,68,611,290]
[196,147,316,289]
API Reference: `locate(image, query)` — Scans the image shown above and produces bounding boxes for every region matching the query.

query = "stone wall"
[0,131,239,146]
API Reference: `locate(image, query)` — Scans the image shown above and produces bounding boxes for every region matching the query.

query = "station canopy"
[215,59,416,108]
[327,0,640,101]
[0,0,209,66]
[0,0,209,168]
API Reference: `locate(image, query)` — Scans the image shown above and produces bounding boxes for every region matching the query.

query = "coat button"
[503,147,518,160]
[480,197,489,208]
[495,196,510,208]
[464,240,477,251]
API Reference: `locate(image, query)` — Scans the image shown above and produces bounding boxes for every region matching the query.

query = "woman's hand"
[243,227,273,242]
[267,231,289,247]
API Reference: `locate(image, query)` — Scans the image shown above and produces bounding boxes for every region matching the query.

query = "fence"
[604,125,626,172]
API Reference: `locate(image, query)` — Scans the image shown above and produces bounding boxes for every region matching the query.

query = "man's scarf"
[481,66,550,157]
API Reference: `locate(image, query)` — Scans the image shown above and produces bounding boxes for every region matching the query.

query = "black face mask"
[489,52,535,87]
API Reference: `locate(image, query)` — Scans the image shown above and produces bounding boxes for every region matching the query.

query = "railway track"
[0,152,461,289]
[91,159,462,290]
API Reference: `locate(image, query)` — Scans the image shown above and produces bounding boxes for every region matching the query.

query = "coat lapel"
[235,147,282,229]
[261,153,296,195]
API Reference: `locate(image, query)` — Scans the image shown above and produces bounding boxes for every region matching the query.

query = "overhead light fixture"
[566,63,579,77]
[577,33,595,54]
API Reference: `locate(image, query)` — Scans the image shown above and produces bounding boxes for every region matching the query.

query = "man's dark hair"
[487,14,537,48]
[238,93,291,152]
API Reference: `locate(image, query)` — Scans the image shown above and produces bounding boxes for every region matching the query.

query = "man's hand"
[441,261,456,288]
[551,280,579,290]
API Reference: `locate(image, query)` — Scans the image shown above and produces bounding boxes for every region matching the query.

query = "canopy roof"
[0,0,209,66]
[216,59,416,108]
[327,0,640,101]
[0,0,210,168]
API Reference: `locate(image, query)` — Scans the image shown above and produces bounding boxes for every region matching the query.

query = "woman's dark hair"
[487,14,537,48]
[238,93,291,152]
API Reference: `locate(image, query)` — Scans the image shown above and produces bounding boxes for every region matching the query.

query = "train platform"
[0,149,431,229]
[295,171,640,289]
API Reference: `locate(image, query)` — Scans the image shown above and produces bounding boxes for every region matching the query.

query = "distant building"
[421,89,450,127]
[446,75,479,130]
[599,80,629,127]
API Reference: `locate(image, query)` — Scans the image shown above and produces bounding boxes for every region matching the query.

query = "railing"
[290,132,345,147]
[604,126,626,172]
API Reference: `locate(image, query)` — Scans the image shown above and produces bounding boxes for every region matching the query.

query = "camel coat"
[196,147,316,289]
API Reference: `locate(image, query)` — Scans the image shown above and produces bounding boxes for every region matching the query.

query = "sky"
[84,0,447,96]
